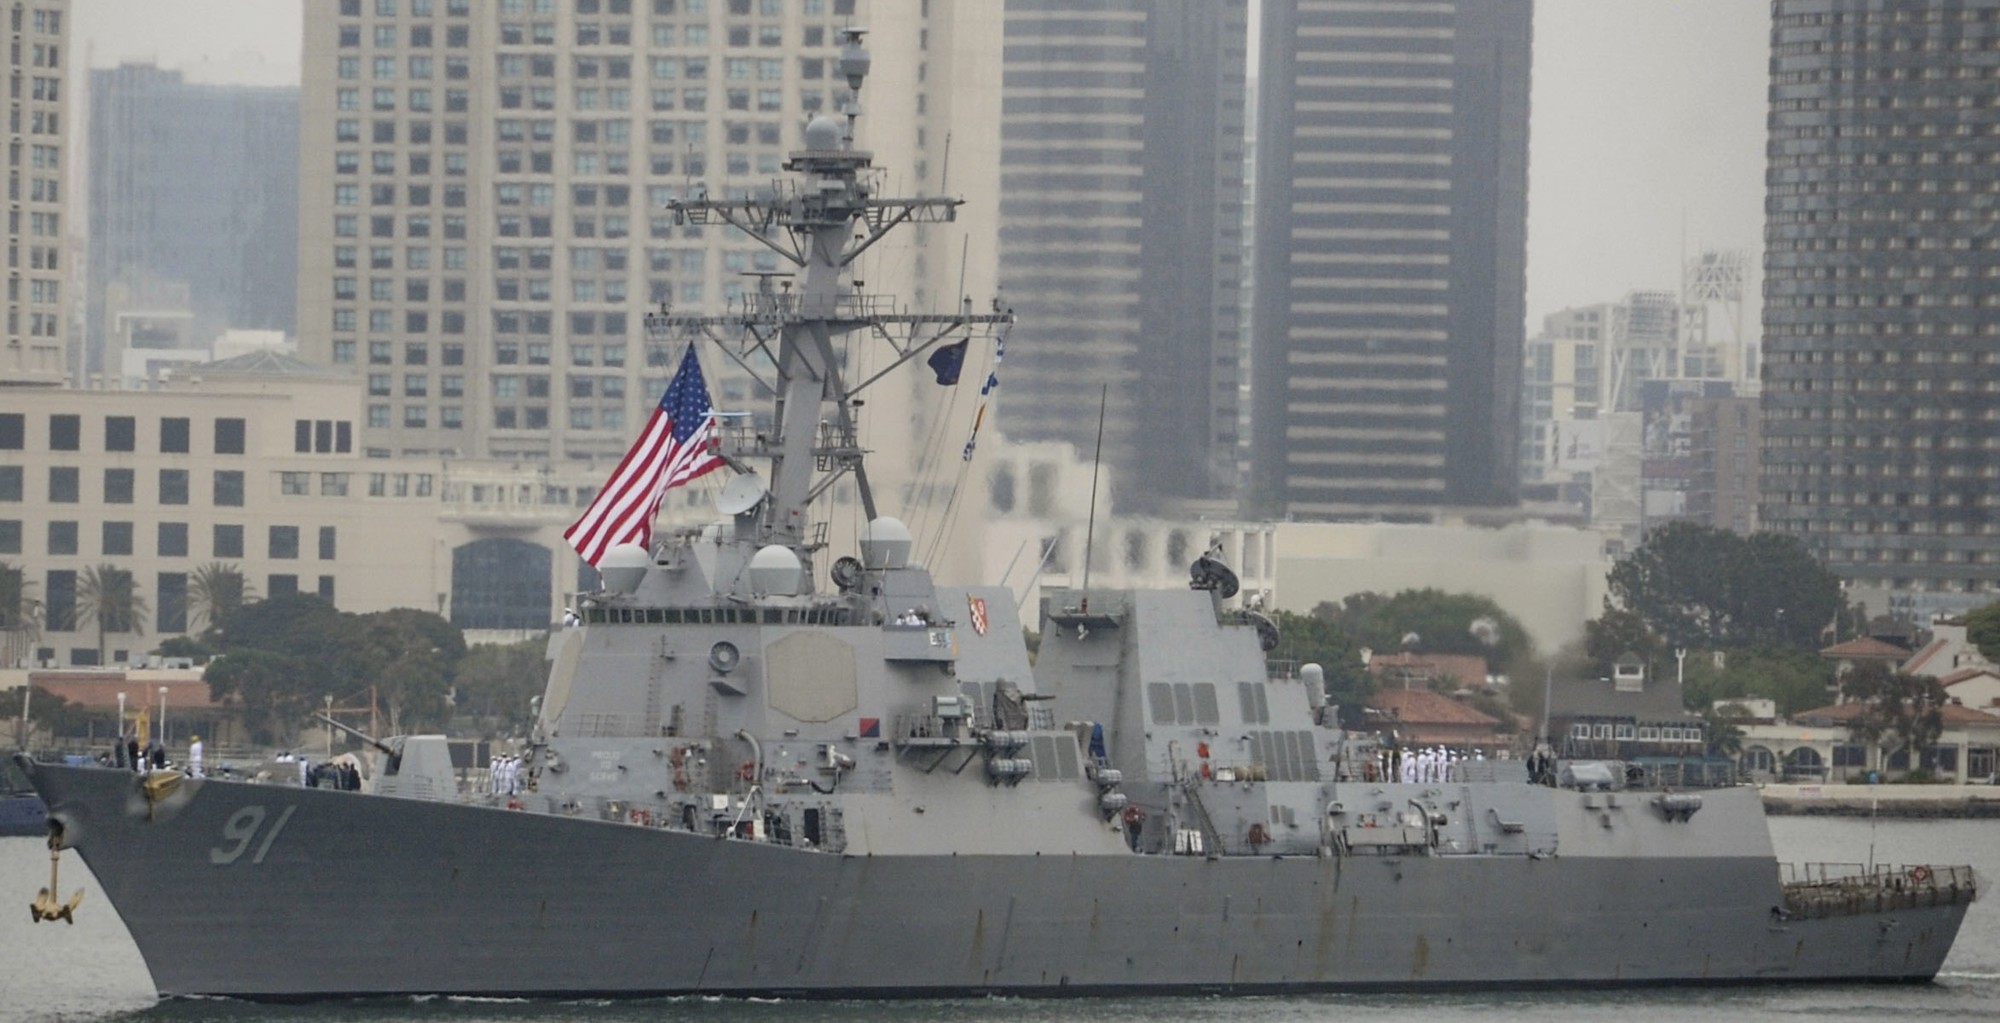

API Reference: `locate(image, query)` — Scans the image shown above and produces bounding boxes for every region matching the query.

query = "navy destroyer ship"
[14,32,1977,1000]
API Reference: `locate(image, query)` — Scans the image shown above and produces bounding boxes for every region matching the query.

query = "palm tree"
[75,564,150,666]
[0,562,41,669]
[188,562,253,634]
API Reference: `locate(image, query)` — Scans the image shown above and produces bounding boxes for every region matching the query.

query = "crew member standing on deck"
[188,735,205,778]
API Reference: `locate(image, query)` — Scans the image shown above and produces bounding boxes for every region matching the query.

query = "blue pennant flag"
[927,337,970,385]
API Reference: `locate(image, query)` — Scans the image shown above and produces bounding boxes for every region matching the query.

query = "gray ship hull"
[25,761,1971,999]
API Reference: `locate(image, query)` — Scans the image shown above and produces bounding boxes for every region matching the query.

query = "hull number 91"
[209,805,298,866]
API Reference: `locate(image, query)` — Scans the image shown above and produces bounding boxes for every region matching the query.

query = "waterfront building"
[1764,0,2000,619]
[296,0,997,470]
[0,0,71,387]
[1249,0,1531,518]
[995,0,1248,511]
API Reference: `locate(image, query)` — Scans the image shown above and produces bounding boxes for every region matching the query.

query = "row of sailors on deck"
[1371,746,1481,785]
[894,608,933,626]
[489,754,525,796]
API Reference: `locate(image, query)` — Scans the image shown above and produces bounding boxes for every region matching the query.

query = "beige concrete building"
[295,0,999,465]
[0,0,70,386]
[0,362,623,667]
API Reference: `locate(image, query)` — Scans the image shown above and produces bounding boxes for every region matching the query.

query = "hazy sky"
[73,0,1771,331]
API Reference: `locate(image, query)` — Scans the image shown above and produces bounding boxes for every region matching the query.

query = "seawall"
[1759,783,2000,818]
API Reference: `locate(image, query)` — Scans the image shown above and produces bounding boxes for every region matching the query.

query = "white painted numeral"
[209,805,297,865]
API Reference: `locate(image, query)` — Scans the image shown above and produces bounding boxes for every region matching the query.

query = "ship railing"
[1779,862,1978,919]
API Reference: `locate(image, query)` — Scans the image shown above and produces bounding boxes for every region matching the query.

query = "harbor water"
[1,816,1994,1023]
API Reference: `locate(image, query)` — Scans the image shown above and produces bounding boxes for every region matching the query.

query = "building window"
[214,524,244,559]
[0,467,19,502]
[47,520,78,556]
[319,526,338,560]
[318,576,337,603]
[157,573,188,633]
[159,469,189,506]
[214,470,245,507]
[0,520,18,554]
[280,472,310,496]
[104,468,135,504]
[102,521,134,557]
[105,416,136,452]
[0,413,22,449]
[49,467,79,503]
[215,418,247,455]
[49,414,80,451]
[268,574,300,598]
[158,522,189,558]
[270,526,300,560]
[321,473,350,497]
[161,417,190,453]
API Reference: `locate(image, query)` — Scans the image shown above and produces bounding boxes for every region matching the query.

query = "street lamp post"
[1676,648,1688,690]
[158,686,169,748]
[325,695,335,758]
[117,691,126,739]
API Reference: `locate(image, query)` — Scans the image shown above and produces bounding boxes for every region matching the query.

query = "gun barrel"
[313,713,395,755]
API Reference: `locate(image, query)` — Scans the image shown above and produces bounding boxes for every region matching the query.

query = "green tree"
[206,648,315,746]
[1703,704,1750,759]
[455,639,550,738]
[1315,588,1535,673]
[1606,522,1842,650]
[1966,600,2000,664]
[188,562,253,634]
[152,635,218,664]
[355,608,466,733]
[1583,605,1664,677]
[0,562,41,669]
[75,564,149,665]
[1,685,94,746]
[1268,609,1374,725]
[1679,646,1833,718]
[1839,660,1947,770]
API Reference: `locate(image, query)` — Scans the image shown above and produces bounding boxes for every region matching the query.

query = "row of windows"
[0,414,243,455]
[0,521,336,561]
[1,467,238,506]
[1567,722,1701,743]
[32,570,334,642]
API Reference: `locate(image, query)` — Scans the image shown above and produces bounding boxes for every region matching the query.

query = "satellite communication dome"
[599,543,651,594]
[804,116,841,151]
[859,516,913,570]
[749,544,805,596]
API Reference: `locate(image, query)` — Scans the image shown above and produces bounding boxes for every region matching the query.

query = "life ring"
[738,761,757,782]
[1120,804,1145,827]
[1910,865,1932,884]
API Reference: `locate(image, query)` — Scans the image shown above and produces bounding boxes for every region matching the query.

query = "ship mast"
[653,28,1010,579]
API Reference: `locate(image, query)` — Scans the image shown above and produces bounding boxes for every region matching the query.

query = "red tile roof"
[1371,688,1501,727]
[1819,637,1912,659]
[1793,701,2000,727]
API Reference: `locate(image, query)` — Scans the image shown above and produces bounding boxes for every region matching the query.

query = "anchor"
[30,821,83,925]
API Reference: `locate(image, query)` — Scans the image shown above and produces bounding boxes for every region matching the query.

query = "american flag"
[565,344,726,567]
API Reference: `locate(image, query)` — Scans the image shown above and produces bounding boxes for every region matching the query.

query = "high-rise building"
[995,0,1248,512]
[297,0,1000,471]
[1250,0,1530,519]
[1687,395,1760,536]
[0,1,70,387]
[87,64,299,378]
[1764,0,2000,616]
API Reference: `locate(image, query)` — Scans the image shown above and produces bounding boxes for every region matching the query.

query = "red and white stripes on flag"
[565,344,726,567]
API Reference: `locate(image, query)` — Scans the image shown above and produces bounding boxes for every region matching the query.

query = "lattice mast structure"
[651,29,1011,577]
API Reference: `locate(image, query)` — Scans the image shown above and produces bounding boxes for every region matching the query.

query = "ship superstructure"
[14,32,1977,1000]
